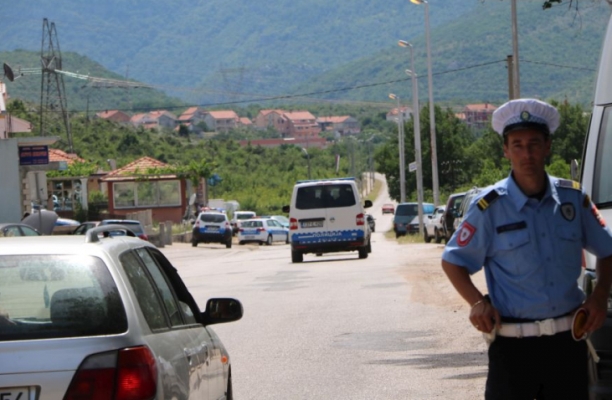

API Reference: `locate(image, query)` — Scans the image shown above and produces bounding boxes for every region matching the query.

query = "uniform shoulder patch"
[477,189,500,211]
[557,179,581,191]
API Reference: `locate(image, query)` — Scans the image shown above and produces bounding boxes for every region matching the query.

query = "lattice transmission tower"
[39,18,73,152]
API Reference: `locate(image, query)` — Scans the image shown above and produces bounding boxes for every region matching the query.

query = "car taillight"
[225,222,231,229]
[356,213,365,226]
[194,220,201,228]
[64,346,157,400]
[139,234,149,241]
[239,228,244,233]
[257,227,265,232]
[290,218,298,230]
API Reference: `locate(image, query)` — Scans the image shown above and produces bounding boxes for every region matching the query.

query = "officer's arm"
[583,254,612,333]
[441,260,483,306]
[442,260,501,333]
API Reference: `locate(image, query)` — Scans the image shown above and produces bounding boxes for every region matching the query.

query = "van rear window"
[296,184,356,209]
[593,106,612,204]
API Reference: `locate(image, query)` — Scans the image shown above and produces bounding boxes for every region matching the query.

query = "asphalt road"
[160,176,489,399]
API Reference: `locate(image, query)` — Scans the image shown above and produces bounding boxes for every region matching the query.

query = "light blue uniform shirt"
[442,174,612,320]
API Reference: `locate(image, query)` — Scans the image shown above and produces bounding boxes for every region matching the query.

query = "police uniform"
[442,99,612,399]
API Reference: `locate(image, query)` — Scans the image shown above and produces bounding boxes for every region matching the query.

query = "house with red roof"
[461,103,497,130]
[101,156,188,223]
[203,110,240,132]
[283,111,321,139]
[385,106,412,123]
[177,106,207,133]
[94,110,131,123]
[317,116,361,137]
[253,109,287,132]
[130,110,177,130]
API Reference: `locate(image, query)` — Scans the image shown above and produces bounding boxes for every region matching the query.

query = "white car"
[423,205,446,243]
[0,224,242,399]
[237,218,289,245]
[230,211,256,236]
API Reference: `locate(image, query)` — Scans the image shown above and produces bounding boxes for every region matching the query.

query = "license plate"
[0,387,30,400]
[301,220,323,228]
[245,235,255,239]
[207,226,219,231]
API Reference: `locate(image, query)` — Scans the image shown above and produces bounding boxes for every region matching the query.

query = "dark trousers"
[485,331,588,400]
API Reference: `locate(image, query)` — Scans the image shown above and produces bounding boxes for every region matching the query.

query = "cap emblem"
[520,111,531,121]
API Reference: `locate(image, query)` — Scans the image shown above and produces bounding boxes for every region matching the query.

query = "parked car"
[382,203,395,214]
[0,225,242,399]
[393,202,435,237]
[366,214,376,233]
[441,192,466,242]
[237,217,289,245]
[260,215,290,229]
[230,211,256,236]
[100,219,149,241]
[192,211,233,248]
[72,221,101,235]
[424,205,446,243]
[0,222,41,237]
[452,187,483,233]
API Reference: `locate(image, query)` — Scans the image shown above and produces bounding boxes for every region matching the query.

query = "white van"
[578,3,612,397]
[282,178,372,263]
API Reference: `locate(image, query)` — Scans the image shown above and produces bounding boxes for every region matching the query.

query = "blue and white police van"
[282,177,372,263]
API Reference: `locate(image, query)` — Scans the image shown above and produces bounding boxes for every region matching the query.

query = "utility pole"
[511,0,521,99]
[506,55,514,100]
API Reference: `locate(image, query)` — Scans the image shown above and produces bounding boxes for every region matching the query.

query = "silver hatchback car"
[0,225,242,399]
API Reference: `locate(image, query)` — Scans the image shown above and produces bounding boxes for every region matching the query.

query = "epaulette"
[557,179,581,191]
[477,189,500,211]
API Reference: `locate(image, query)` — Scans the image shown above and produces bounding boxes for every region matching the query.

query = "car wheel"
[266,235,273,246]
[191,240,197,247]
[424,229,432,243]
[292,250,303,263]
[285,233,290,244]
[434,229,443,244]
[395,232,401,239]
[226,237,232,248]
[367,239,372,253]
[358,246,368,259]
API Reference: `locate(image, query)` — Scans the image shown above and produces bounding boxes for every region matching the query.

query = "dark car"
[366,214,375,232]
[441,191,466,241]
[100,219,149,241]
[0,223,41,237]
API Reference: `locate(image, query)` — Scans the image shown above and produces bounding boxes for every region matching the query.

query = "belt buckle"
[536,318,556,336]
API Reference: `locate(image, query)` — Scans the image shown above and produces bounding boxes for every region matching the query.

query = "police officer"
[441,98,612,399]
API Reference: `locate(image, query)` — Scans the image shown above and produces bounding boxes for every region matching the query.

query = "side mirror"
[364,200,373,208]
[201,298,243,326]
[282,205,290,213]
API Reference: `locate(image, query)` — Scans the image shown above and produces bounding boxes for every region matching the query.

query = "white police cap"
[491,98,560,136]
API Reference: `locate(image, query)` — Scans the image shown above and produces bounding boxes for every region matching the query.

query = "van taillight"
[64,346,157,400]
[290,218,298,230]
[356,213,365,226]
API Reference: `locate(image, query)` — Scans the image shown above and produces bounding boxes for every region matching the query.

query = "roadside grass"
[365,178,383,203]
[384,229,425,244]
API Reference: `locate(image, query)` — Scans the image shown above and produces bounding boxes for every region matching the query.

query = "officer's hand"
[581,289,608,334]
[469,298,500,334]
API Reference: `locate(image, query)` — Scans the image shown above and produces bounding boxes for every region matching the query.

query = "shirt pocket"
[555,224,582,269]
[491,228,533,276]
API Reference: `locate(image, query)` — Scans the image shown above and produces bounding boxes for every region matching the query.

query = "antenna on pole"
[40,18,73,152]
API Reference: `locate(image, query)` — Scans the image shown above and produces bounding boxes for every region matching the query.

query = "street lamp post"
[404,45,425,236]
[388,93,406,203]
[408,0,439,207]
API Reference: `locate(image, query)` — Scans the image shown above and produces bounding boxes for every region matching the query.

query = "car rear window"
[200,214,226,223]
[295,184,357,210]
[242,221,262,228]
[0,255,127,341]
[236,213,255,220]
[395,204,418,216]
[101,221,144,235]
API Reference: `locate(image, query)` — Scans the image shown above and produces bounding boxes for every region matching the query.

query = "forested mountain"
[0,0,609,109]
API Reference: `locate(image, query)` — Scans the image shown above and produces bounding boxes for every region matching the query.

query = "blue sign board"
[19,145,49,166]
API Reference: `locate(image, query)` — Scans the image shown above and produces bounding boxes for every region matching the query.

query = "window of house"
[113,180,181,209]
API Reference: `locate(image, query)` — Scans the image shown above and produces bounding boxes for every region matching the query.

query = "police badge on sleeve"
[457,222,476,247]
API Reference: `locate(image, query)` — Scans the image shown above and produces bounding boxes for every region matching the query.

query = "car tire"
[367,239,372,253]
[191,240,197,247]
[424,229,432,243]
[292,250,303,263]
[434,229,443,244]
[226,237,232,249]
[239,241,245,245]
[358,246,368,259]
[266,235,273,246]
[285,233,290,244]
